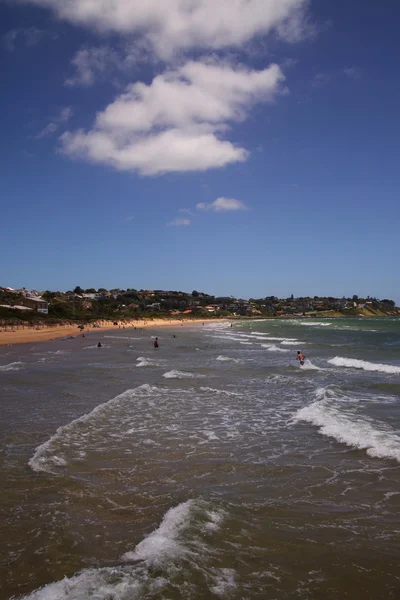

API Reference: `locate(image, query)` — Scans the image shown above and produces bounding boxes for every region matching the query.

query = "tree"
[192,290,199,297]
[73,286,83,294]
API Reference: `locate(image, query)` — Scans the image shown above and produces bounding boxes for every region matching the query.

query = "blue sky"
[1,0,399,301]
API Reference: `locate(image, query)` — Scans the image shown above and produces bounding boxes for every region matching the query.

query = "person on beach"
[154,337,159,349]
[296,350,305,366]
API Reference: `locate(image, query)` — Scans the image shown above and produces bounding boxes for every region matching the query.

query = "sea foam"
[261,344,290,353]
[28,385,158,473]
[328,356,400,374]
[136,356,161,367]
[300,322,332,327]
[122,500,194,564]
[17,499,226,600]
[0,361,24,371]
[216,355,241,363]
[163,370,205,379]
[294,387,400,462]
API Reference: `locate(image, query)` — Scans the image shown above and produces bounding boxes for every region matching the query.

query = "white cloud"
[65,46,123,87]
[168,218,191,227]
[60,60,284,175]
[125,215,135,221]
[343,67,361,80]
[37,106,73,138]
[196,197,248,212]
[3,27,54,52]
[20,0,310,58]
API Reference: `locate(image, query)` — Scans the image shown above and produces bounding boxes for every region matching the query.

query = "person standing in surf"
[296,350,305,366]
[154,337,159,349]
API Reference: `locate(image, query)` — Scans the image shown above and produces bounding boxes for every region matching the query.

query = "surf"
[17,499,228,600]
[0,361,24,371]
[328,356,400,374]
[163,370,205,379]
[28,385,159,474]
[294,387,400,462]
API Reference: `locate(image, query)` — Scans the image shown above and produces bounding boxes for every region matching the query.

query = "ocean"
[1,318,400,599]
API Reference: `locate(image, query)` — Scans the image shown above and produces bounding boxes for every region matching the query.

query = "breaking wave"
[17,499,228,600]
[299,321,332,327]
[28,385,158,473]
[328,356,400,374]
[0,361,24,371]
[294,387,400,462]
[136,356,161,368]
[216,355,241,363]
[301,360,322,371]
[122,500,195,563]
[261,344,290,353]
[200,387,242,397]
[163,370,205,379]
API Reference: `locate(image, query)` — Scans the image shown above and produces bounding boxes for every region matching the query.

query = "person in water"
[97,342,102,348]
[154,337,159,349]
[296,350,305,366]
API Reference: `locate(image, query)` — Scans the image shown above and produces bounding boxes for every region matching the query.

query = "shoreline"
[0,318,228,347]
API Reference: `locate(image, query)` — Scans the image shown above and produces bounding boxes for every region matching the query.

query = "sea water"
[1,318,400,599]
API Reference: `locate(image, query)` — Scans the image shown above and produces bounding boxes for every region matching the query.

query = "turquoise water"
[1,318,399,599]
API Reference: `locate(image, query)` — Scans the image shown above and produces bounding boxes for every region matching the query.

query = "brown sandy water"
[1,319,399,599]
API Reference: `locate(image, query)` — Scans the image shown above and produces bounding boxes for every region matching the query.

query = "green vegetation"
[0,286,399,328]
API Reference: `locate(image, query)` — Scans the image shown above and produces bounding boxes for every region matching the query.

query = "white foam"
[328,356,400,374]
[163,370,205,379]
[16,499,226,600]
[123,500,194,564]
[15,567,142,600]
[280,340,305,346]
[294,387,400,462]
[0,361,24,371]
[250,331,271,337]
[300,321,332,326]
[252,334,298,342]
[216,355,241,363]
[240,341,253,345]
[261,344,290,353]
[28,385,158,473]
[210,568,236,596]
[301,359,322,371]
[136,356,161,368]
[200,387,242,397]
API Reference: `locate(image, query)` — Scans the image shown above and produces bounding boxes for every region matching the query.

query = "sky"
[1,0,399,302]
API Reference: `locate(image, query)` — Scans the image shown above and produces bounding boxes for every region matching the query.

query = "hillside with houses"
[0,286,398,326]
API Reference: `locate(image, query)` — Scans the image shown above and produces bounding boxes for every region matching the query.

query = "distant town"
[0,286,398,324]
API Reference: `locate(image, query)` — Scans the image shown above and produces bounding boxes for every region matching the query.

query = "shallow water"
[1,319,400,599]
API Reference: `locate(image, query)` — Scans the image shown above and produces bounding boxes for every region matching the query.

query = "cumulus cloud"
[197,197,248,212]
[37,106,73,138]
[20,0,310,58]
[59,60,284,175]
[168,218,191,227]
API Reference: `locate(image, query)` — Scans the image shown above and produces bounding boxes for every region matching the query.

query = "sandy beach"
[0,318,227,346]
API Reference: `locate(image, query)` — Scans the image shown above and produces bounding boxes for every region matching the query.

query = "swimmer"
[296,350,305,366]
